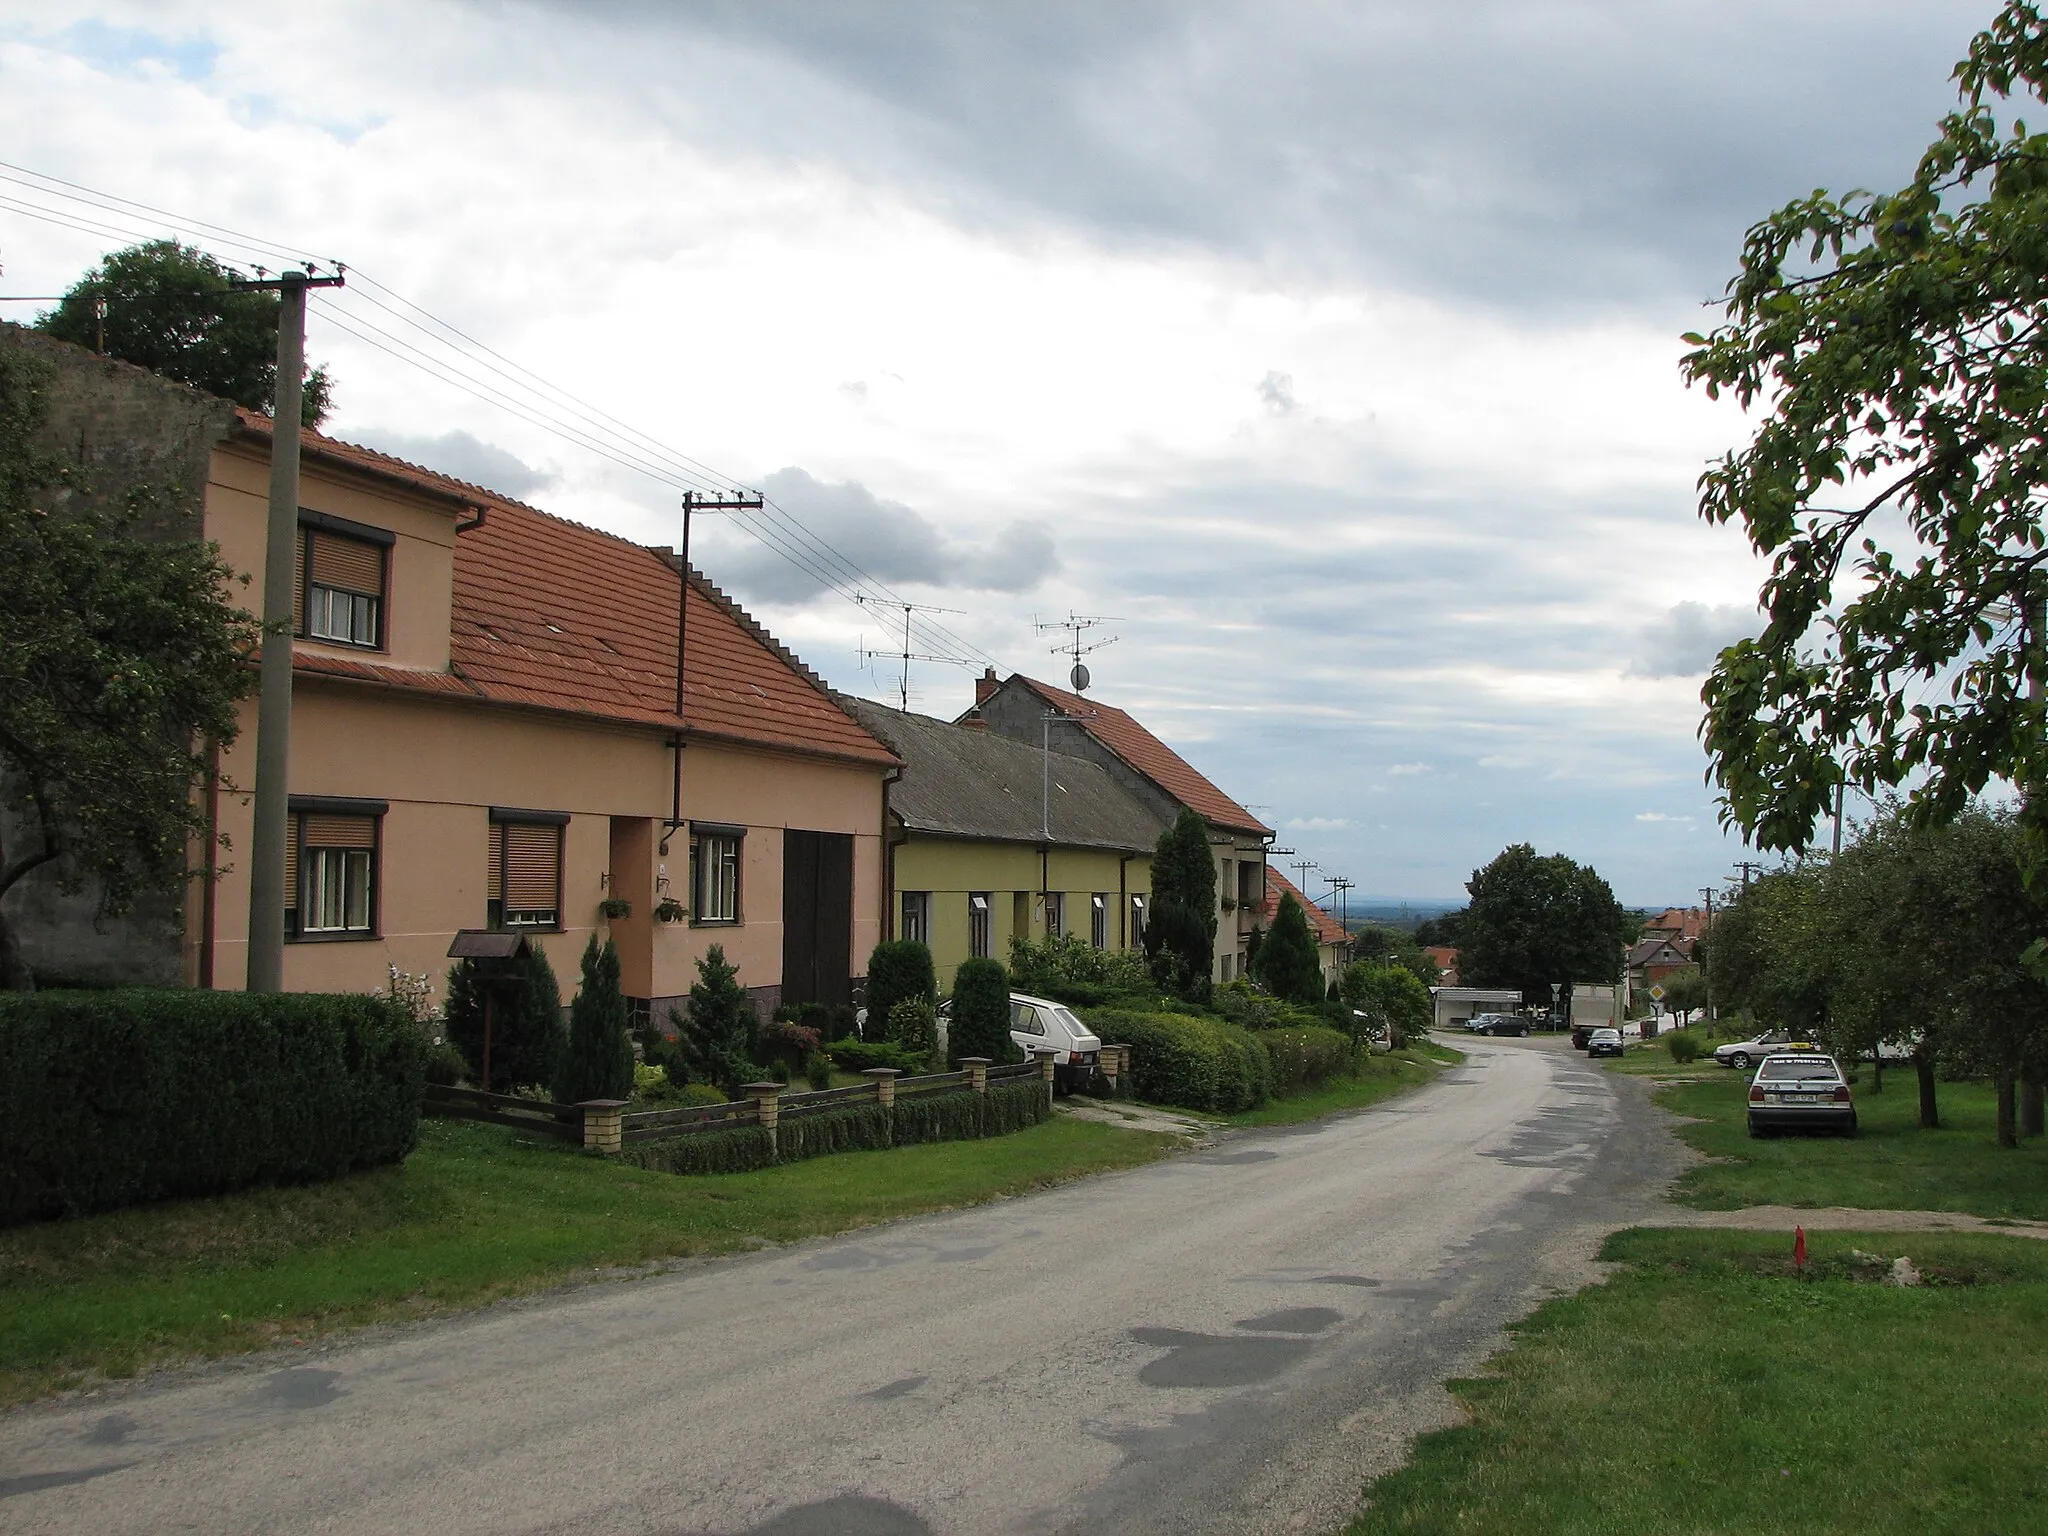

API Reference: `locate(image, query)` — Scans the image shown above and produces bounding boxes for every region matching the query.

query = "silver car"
[1746,1053,1857,1137]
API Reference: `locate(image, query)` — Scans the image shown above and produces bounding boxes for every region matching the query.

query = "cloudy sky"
[0,1,1997,906]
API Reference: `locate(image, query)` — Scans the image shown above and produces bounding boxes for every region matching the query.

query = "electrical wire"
[0,164,1000,666]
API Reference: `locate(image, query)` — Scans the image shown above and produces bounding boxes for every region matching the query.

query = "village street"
[0,1037,1682,1536]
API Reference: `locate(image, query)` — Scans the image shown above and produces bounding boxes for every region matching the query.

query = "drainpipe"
[881,765,904,939]
[199,743,221,989]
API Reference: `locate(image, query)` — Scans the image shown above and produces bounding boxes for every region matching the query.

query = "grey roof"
[839,696,1168,852]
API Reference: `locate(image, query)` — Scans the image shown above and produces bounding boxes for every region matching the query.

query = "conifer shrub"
[776,1101,894,1161]
[949,957,1017,1064]
[0,989,424,1223]
[892,1088,984,1145]
[864,940,936,1034]
[556,935,635,1104]
[888,996,939,1065]
[672,944,757,1098]
[445,945,565,1095]
[622,1122,775,1175]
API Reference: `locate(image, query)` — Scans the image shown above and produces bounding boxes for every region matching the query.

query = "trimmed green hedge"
[1261,1026,1356,1094]
[623,1123,776,1175]
[777,1101,894,1161]
[984,1078,1053,1135]
[827,1038,928,1074]
[1086,1008,1271,1112]
[0,989,425,1225]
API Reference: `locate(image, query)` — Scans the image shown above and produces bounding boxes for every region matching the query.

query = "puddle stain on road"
[728,1494,932,1535]
[1231,1306,1341,1334]
[1128,1328,1315,1388]
[83,1413,139,1445]
[862,1375,927,1401]
[0,1464,136,1499]
[262,1368,342,1409]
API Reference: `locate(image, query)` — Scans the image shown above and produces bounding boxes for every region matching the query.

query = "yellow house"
[838,699,1164,993]
[3,325,896,1018]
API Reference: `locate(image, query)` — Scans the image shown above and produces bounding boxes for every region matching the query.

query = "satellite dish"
[1071,661,1090,691]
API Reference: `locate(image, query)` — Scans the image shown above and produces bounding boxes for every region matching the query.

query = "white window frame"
[969,893,991,958]
[1091,893,1108,949]
[692,827,743,925]
[303,846,374,934]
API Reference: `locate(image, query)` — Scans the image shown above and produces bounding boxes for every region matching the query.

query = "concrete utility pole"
[661,489,762,856]
[236,268,343,993]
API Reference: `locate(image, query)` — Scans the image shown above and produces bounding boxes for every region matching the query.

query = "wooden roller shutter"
[307,530,385,596]
[302,814,376,849]
[285,814,299,908]
[292,529,307,634]
[488,826,503,903]
[502,823,560,911]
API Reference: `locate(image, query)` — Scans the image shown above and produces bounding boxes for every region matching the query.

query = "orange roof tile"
[1011,675,1271,835]
[238,414,895,767]
[1261,865,1349,946]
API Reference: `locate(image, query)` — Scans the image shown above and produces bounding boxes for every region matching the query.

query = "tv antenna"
[1035,611,1121,693]
[855,596,973,711]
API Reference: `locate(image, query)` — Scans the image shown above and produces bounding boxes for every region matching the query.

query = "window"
[969,893,991,959]
[285,798,384,939]
[1042,891,1065,938]
[1221,952,1235,982]
[1012,1000,1044,1035]
[295,514,391,650]
[1130,894,1147,948]
[690,823,743,924]
[489,809,566,929]
[1090,893,1108,949]
[900,890,931,944]
[1239,859,1263,908]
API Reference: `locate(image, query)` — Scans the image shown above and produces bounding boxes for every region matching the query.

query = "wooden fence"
[424,1044,1133,1155]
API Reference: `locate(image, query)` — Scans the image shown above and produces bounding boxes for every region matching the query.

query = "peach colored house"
[4,326,895,1019]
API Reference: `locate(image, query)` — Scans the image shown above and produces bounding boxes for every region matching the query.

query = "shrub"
[1146,809,1218,1002]
[623,1123,774,1175]
[1667,1031,1703,1064]
[673,944,757,1098]
[889,996,938,1065]
[949,957,1017,1065]
[0,989,424,1224]
[557,935,635,1104]
[445,944,566,1095]
[1007,932,1151,1004]
[424,1041,468,1087]
[681,1082,728,1107]
[777,1101,892,1161]
[760,1019,823,1074]
[804,1051,834,1090]
[1214,982,1279,1031]
[892,1088,985,1146]
[825,1003,858,1042]
[1261,1026,1355,1094]
[865,940,936,1035]
[1253,893,1326,1005]
[985,1078,1053,1135]
[827,1038,927,1074]
[1084,1008,1270,1112]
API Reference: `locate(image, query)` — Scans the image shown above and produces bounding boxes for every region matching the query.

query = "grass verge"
[1349,1227,2048,1536]
[0,1114,1173,1409]
[1218,1046,1451,1128]
[1652,1069,2048,1220]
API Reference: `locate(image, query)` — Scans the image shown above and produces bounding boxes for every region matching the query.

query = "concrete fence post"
[863,1067,901,1110]
[959,1057,991,1095]
[579,1099,628,1155]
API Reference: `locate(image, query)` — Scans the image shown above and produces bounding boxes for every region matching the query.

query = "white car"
[1713,1029,1818,1071]
[1008,993,1102,1091]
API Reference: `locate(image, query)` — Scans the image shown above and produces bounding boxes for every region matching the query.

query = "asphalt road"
[0,1034,1681,1535]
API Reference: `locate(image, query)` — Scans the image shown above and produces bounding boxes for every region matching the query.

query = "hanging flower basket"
[599,897,633,920]
[654,898,688,925]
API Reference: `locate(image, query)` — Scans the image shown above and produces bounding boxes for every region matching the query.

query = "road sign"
[1649,983,1666,1002]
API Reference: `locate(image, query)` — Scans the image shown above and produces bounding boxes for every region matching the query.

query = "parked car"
[1570,1023,1595,1050]
[1713,1029,1817,1071]
[1747,1053,1857,1137]
[1464,1012,1531,1037]
[1008,993,1102,1093]
[1585,1027,1624,1058]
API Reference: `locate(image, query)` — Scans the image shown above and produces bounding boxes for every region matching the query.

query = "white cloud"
[1635,812,1697,824]
[1385,762,1430,776]
[1285,816,1351,831]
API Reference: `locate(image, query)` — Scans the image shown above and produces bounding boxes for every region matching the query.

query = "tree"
[1413,911,1465,949]
[37,241,333,426]
[0,346,257,989]
[1253,892,1324,1005]
[949,956,1016,1065]
[1349,921,1441,988]
[672,944,756,1098]
[1682,4,2048,870]
[1457,844,1634,1009]
[444,944,565,1095]
[1145,807,1217,1001]
[864,939,936,1039]
[556,934,634,1104]
[1340,960,1430,1049]
[1657,967,1708,1025]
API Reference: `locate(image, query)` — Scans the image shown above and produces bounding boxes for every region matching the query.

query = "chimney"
[959,716,987,731]
[975,666,1000,706]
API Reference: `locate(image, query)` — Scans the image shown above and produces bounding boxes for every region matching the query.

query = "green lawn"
[1349,1228,2048,1536]
[1218,1046,1451,1128]
[0,1115,1173,1408]
[1651,1068,2048,1220]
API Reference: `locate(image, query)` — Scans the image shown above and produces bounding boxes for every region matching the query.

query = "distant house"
[964,670,1272,986]
[836,697,1163,991]
[1255,866,1350,994]
[1,323,897,1020]
[1422,945,1460,986]
[1642,906,1707,953]
[1627,936,1695,996]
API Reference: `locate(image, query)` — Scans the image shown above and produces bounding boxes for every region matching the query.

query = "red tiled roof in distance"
[1261,865,1349,947]
[1013,675,1271,836]
[239,413,894,766]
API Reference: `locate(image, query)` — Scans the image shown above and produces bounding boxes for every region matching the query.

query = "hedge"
[1085,1008,1271,1112]
[624,1082,1052,1174]
[0,989,425,1225]
[1260,1026,1356,1094]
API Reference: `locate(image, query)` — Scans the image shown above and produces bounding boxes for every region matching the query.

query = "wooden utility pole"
[1699,885,1716,1029]
[234,268,343,993]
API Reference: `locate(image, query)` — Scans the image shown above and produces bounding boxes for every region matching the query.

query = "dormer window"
[295,511,394,651]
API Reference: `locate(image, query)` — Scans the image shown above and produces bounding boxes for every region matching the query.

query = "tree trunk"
[1996,1071,2018,1150]
[2023,1074,2045,1140]
[1870,1050,1883,1094]
[1914,1051,1940,1130]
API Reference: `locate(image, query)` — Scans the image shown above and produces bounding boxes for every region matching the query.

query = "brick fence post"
[1033,1047,1058,1104]
[579,1099,628,1154]
[742,1082,784,1155]
[958,1057,991,1095]
[863,1067,901,1110]
[1099,1046,1124,1094]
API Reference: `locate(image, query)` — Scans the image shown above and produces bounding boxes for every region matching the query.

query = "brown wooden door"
[782,830,853,1007]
